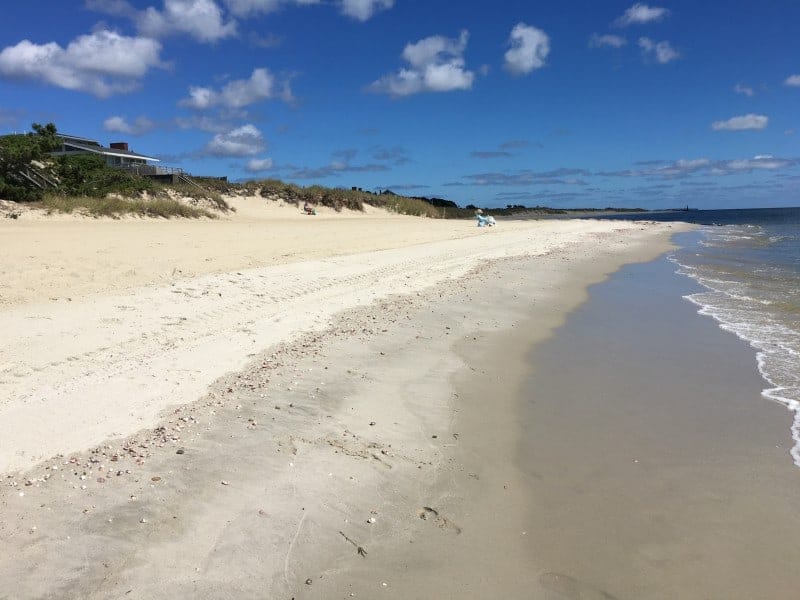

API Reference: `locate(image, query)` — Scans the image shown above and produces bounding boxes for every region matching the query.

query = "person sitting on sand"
[475,209,495,227]
[303,201,316,215]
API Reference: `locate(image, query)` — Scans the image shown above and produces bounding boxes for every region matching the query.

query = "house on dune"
[51,135,159,170]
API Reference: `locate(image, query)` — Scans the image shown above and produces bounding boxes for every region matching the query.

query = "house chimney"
[110,142,129,151]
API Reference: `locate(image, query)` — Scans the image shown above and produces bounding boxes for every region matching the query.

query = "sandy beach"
[0,199,684,598]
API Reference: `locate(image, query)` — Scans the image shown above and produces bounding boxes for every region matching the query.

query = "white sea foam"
[670,225,800,466]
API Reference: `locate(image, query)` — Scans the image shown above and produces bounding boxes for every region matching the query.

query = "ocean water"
[598,207,800,464]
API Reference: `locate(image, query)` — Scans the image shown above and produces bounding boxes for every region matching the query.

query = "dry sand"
[0,199,683,598]
[2,196,495,308]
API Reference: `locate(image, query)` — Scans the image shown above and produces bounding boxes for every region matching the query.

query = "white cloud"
[103,115,156,135]
[638,37,679,64]
[340,0,393,21]
[222,0,390,19]
[711,114,769,131]
[138,0,236,42]
[504,23,550,75]
[726,156,788,171]
[615,3,670,27]
[0,30,164,97]
[222,0,319,16]
[675,158,711,169]
[601,155,799,179]
[89,0,237,42]
[369,31,475,97]
[204,124,266,156]
[734,83,754,97]
[785,74,800,87]
[180,68,286,109]
[245,157,274,172]
[589,34,627,49]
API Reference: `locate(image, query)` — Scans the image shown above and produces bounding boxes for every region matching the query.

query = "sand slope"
[0,201,656,474]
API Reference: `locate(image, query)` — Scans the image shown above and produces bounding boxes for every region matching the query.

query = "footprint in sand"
[538,572,618,600]
[417,506,461,534]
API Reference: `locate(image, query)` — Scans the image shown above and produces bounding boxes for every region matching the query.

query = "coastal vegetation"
[0,124,223,218]
[2,122,644,219]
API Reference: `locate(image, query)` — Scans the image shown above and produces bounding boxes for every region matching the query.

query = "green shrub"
[0,122,61,202]
[55,154,158,198]
[0,175,43,202]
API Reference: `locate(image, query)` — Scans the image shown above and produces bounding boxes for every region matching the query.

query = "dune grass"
[41,194,214,219]
[160,182,230,212]
[246,179,468,217]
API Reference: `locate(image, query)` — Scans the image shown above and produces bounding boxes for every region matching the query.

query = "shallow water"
[594,207,800,466]
[519,254,800,598]
[669,208,800,464]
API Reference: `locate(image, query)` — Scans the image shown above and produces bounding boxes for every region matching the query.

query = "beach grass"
[161,182,231,212]
[243,178,477,217]
[40,194,215,219]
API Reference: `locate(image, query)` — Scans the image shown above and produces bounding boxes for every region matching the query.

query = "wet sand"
[516,254,800,598]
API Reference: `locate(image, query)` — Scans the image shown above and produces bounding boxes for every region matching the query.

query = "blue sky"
[1,1,799,209]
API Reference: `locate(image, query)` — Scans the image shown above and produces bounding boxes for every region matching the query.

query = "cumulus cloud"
[589,33,627,48]
[711,113,769,131]
[0,30,164,97]
[504,23,550,75]
[203,124,266,156]
[734,83,754,97]
[103,115,156,135]
[139,0,236,42]
[180,68,287,109]
[369,30,475,96]
[340,0,393,21]
[785,74,800,87]
[638,37,679,64]
[614,3,670,27]
[245,157,274,172]
[89,0,236,42]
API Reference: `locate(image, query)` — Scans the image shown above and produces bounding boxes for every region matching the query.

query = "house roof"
[57,139,160,162]
[59,134,102,146]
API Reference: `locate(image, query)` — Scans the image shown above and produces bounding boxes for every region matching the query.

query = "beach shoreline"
[0,207,686,597]
[514,252,800,599]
